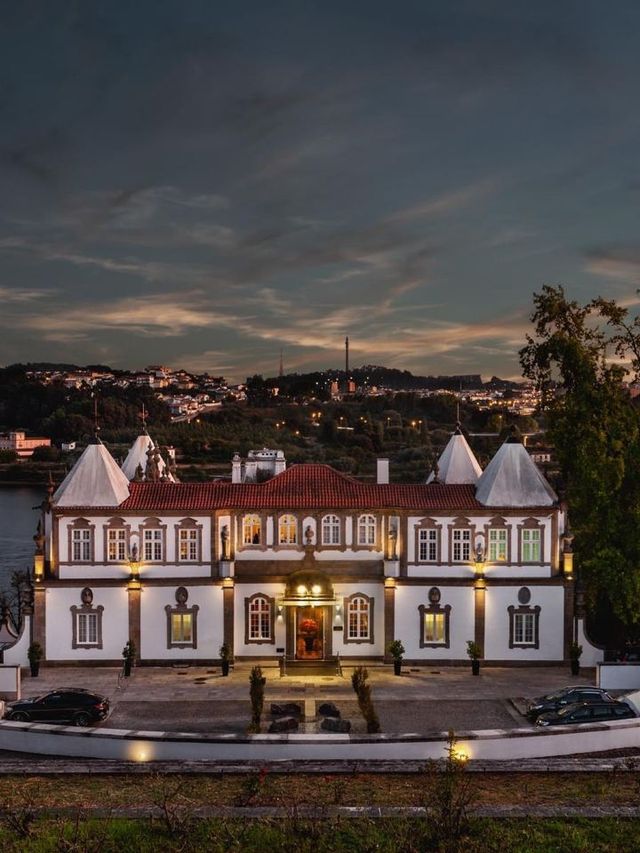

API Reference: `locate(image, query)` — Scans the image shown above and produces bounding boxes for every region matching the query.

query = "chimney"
[376,458,389,484]
[231,452,242,484]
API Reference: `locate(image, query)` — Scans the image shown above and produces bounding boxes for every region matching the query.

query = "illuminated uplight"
[297,585,308,595]
[311,584,322,595]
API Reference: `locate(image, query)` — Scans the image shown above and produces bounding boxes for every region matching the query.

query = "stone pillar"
[474,577,486,655]
[127,579,141,661]
[383,578,396,662]
[564,577,576,657]
[223,578,235,659]
[32,585,46,658]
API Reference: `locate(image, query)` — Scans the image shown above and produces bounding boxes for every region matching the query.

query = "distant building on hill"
[0,430,51,459]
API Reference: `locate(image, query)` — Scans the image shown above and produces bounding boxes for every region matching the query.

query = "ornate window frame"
[244,593,275,644]
[355,513,378,549]
[104,517,130,563]
[68,518,95,564]
[175,518,203,563]
[320,514,343,548]
[343,592,374,644]
[485,516,511,565]
[165,586,199,649]
[508,590,541,649]
[448,517,475,564]
[418,587,451,648]
[277,513,299,547]
[140,517,167,563]
[241,513,263,548]
[415,517,442,564]
[70,587,104,649]
[518,518,545,565]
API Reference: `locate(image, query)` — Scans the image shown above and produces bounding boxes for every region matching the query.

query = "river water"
[0,486,42,597]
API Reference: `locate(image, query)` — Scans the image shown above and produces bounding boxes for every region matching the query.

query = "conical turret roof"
[427,426,482,485]
[53,442,130,507]
[121,434,175,482]
[475,433,556,507]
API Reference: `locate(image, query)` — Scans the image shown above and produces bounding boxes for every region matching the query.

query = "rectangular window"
[419,529,438,562]
[179,529,199,562]
[522,529,541,562]
[452,529,471,562]
[171,613,192,644]
[514,612,535,645]
[489,528,508,562]
[107,528,127,561]
[72,528,91,562]
[77,612,98,645]
[144,529,163,562]
[424,612,446,644]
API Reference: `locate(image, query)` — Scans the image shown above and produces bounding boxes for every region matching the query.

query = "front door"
[295,606,324,660]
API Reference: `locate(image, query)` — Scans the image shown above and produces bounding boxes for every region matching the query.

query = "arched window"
[321,514,340,545]
[279,514,297,545]
[346,594,372,642]
[357,514,376,546]
[246,594,274,643]
[243,514,262,546]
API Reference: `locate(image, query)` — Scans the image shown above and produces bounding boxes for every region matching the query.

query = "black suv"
[4,689,109,726]
[536,701,636,727]
[527,686,613,720]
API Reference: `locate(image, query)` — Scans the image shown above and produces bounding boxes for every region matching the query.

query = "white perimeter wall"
[45,587,129,661]
[140,585,224,661]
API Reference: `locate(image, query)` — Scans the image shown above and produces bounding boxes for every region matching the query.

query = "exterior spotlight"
[311,584,322,595]
[297,584,307,595]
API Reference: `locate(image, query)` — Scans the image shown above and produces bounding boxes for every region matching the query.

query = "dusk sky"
[2,1,640,381]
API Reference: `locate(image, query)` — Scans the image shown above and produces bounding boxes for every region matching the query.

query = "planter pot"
[123,659,133,677]
[221,660,230,677]
[29,663,40,678]
[393,659,402,676]
[471,659,480,676]
[570,660,580,676]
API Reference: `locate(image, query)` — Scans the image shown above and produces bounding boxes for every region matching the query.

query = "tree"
[520,285,640,635]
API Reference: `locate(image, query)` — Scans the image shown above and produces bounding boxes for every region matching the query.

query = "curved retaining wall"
[1,718,640,762]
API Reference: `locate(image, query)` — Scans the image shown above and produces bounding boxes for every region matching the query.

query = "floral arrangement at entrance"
[299,618,318,634]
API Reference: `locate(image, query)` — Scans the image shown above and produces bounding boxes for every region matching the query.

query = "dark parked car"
[4,689,109,726]
[536,700,637,727]
[527,686,613,720]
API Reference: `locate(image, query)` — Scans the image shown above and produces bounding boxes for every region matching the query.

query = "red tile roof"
[112,464,484,511]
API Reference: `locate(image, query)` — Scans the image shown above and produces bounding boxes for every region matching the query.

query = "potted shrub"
[219,643,231,677]
[27,642,43,678]
[570,641,583,676]
[466,640,482,676]
[387,639,405,676]
[122,640,136,677]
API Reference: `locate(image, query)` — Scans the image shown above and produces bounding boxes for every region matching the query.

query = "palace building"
[12,427,597,668]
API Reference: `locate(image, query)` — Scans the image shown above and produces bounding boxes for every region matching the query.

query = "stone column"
[383,578,396,662]
[474,577,486,655]
[127,579,141,662]
[223,578,235,659]
[32,585,46,658]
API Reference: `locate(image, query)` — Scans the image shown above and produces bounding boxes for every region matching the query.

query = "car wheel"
[73,712,91,727]
[10,712,29,722]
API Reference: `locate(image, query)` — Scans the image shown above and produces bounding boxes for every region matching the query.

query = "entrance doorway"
[295,606,324,660]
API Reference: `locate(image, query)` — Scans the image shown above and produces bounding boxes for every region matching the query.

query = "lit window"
[171,612,192,643]
[248,595,272,641]
[321,515,340,545]
[347,596,370,640]
[72,528,92,562]
[522,529,541,562]
[107,528,127,562]
[424,611,446,643]
[279,515,297,545]
[419,592,451,648]
[357,514,376,546]
[452,528,471,562]
[179,529,199,561]
[488,528,508,562]
[419,528,438,562]
[243,515,262,545]
[144,528,163,562]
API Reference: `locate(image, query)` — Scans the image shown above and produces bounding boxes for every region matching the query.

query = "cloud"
[0,285,53,303]
[586,247,640,287]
